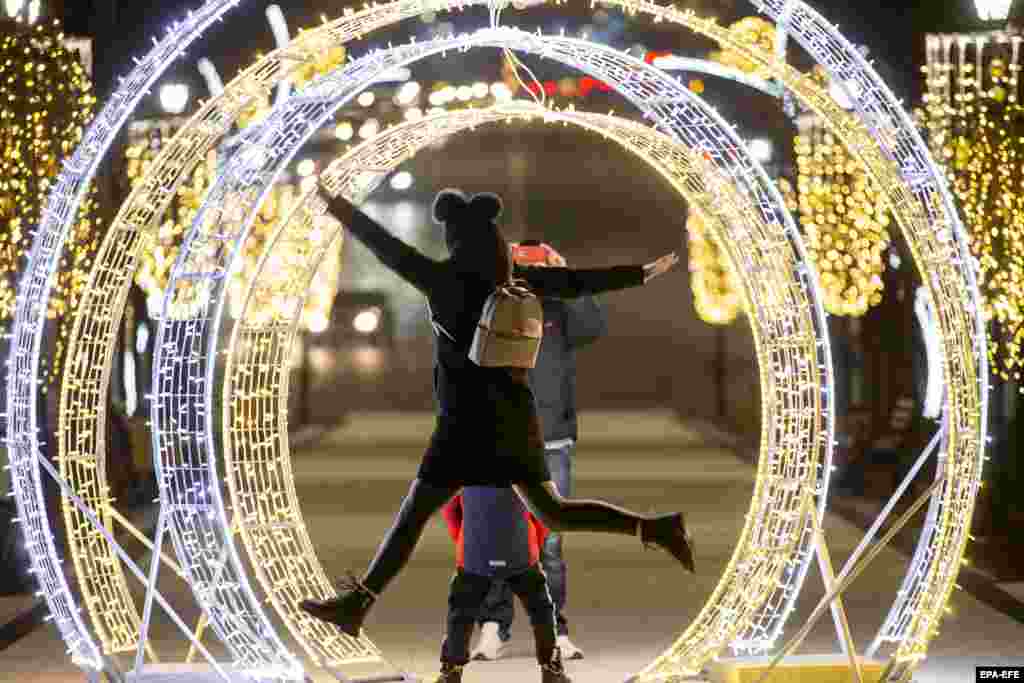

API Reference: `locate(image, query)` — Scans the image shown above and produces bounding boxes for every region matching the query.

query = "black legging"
[361,479,643,595]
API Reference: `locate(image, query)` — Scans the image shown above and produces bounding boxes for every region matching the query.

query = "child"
[434,487,571,683]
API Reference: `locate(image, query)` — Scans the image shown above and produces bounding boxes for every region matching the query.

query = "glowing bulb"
[749,138,774,163]
[472,81,489,99]
[428,90,446,106]
[335,121,354,141]
[403,107,423,122]
[26,0,38,22]
[159,83,190,115]
[395,81,421,105]
[456,85,473,101]
[307,312,330,334]
[358,119,379,139]
[491,82,513,101]
[353,309,381,334]
[975,0,1013,21]
[4,0,23,18]
[358,118,378,140]
[296,159,316,177]
[357,91,375,107]
[390,171,413,191]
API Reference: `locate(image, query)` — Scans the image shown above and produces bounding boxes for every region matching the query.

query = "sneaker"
[298,572,376,637]
[432,662,464,683]
[470,622,508,661]
[556,634,584,660]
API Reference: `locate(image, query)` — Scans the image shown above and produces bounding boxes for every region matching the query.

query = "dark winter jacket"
[531,297,607,443]
[442,489,549,576]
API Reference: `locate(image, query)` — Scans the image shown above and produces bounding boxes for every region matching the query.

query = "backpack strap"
[425,298,458,343]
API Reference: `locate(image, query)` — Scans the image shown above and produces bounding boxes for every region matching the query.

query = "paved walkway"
[3,412,1023,682]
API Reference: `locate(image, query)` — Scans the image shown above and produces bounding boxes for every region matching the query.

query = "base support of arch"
[707,655,887,683]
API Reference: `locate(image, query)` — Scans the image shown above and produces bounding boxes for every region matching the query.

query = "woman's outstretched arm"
[516,252,679,299]
[319,186,444,294]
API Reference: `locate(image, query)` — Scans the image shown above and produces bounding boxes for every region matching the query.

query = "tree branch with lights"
[0,18,98,389]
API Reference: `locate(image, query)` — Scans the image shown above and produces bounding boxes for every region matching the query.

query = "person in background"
[471,241,600,662]
[434,489,569,682]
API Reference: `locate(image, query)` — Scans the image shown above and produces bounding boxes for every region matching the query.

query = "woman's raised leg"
[513,481,695,573]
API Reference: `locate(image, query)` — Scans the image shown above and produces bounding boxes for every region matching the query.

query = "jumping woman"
[301,185,695,641]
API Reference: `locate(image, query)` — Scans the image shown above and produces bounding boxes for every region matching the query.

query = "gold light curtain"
[920,33,1024,382]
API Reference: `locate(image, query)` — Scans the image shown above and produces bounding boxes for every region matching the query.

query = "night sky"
[58,0,995,112]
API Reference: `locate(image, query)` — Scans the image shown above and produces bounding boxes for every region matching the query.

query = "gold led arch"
[224,100,829,672]
[629,8,985,669]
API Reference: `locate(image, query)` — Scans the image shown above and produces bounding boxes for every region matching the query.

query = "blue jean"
[476,443,574,637]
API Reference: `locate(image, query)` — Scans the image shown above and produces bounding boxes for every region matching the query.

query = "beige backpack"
[468,279,544,368]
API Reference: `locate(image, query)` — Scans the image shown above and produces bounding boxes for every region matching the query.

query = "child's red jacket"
[441,494,549,570]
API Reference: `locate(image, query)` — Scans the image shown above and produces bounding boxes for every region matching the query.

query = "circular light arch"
[156,28,832,678]
[222,100,832,671]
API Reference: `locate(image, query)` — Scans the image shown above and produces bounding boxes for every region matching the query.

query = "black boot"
[541,656,573,683]
[640,513,696,573]
[298,572,376,637]
[432,663,464,683]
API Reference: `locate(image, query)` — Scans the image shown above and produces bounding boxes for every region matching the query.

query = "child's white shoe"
[470,622,507,661]
[557,635,584,660]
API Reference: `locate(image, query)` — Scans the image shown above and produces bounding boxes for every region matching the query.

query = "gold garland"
[687,208,743,325]
[0,19,98,388]
[780,69,892,317]
[708,16,777,79]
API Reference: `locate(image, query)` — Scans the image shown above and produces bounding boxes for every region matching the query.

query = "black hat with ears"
[432,189,503,225]
[433,189,504,256]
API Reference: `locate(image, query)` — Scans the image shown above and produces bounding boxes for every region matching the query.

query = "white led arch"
[156,27,832,678]
[6,0,985,681]
[222,100,833,672]
[6,1,252,669]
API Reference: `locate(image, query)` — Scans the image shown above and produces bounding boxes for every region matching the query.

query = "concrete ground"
[3,411,1023,682]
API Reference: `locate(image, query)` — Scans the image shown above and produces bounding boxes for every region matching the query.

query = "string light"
[126,38,346,327]
[707,16,777,79]
[0,19,99,390]
[920,35,1024,385]
[8,0,979,679]
[779,73,893,317]
[686,208,743,325]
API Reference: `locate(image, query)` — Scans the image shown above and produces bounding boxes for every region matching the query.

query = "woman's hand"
[317,180,358,225]
[643,252,680,283]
